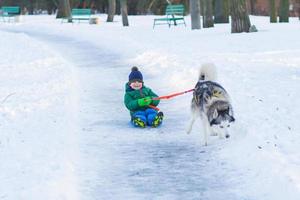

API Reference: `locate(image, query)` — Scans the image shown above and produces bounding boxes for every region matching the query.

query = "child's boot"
[152,112,164,127]
[133,117,146,128]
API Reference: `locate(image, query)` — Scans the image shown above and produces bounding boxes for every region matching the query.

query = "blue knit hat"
[128,66,143,82]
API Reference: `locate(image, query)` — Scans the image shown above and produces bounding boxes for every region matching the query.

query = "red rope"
[148,88,194,111]
[152,88,194,101]
[148,105,160,111]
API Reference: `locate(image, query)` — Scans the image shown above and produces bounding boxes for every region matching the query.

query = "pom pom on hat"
[131,66,139,71]
[129,66,143,82]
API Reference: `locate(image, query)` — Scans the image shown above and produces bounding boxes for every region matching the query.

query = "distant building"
[247,0,300,17]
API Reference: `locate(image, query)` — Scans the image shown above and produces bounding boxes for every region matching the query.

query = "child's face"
[130,80,143,90]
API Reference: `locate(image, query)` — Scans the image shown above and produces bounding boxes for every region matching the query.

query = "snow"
[1,14,300,199]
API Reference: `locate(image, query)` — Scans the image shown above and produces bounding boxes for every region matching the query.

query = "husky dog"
[187,63,235,145]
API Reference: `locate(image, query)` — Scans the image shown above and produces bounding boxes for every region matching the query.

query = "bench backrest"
[1,6,20,15]
[71,8,91,16]
[166,4,185,16]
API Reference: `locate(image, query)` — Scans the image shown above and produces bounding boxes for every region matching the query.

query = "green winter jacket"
[124,83,160,117]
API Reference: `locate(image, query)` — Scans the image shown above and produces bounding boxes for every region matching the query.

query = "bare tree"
[202,0,214,28]
[269,0,277,23]
[279,0,289,22]
[249,0,256,14]
[214,0,229,23]
[78,0,87,8]
[230,0,251,33]
[190,0,201,29]
[56,0,71,19]
[299,1,300,21]
[298,0,300,20]
[107,0,116,22]
[120,0,129,26]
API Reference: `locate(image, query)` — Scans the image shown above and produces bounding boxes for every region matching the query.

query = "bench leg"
[153,20,157,29]
[174,20,179,26]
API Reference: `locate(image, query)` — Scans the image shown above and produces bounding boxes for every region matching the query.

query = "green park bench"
[153,4,186,29]
[1,6,21,23]
[62,8,92,23]
[71,8,91,23]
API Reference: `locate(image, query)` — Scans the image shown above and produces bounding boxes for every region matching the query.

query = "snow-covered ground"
[1,15,300,200]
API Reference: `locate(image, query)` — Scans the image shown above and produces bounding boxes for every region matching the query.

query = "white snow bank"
[1,15,300,200]
[0,30,80,200]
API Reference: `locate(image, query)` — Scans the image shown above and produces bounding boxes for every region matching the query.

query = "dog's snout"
[225,134,230,139]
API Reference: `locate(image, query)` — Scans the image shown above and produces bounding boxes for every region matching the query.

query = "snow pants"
[132,108,159,127]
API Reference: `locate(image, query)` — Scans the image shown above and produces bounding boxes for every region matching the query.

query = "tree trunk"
[249,0,256,15]
[46,0,56,15]
[279,0,289,22]
[214,0,229,23]
[28,0,34,15]
[56,0,71,19]
[79,0,87,8]
[230,0,251,33]
[120,0,129,26]
[269,0,277,23]
[107,0,116,22]
[299,2,300,21]
[147,0,156,14]
[190,0,201,30]
[202,0,214,28]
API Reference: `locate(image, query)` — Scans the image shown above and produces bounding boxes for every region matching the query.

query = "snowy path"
[2,15,300,200]
[0,28,246,200]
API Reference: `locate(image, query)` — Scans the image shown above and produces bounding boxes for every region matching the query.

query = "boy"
[124,66,163,128]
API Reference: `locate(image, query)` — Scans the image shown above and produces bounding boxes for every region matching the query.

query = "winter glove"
[137,97,152,107]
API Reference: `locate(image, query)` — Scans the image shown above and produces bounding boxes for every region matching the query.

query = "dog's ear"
[213,109,218,119]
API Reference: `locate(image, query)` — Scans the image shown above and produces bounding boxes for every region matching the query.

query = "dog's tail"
[199,63,217,81]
